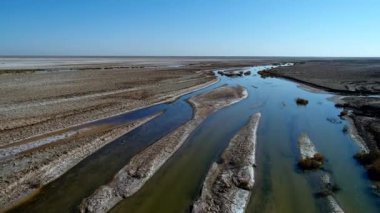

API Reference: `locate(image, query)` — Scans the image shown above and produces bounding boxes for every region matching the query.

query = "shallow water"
[9,65,380,213]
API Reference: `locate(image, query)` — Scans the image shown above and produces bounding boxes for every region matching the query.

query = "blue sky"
[0,0,379,56]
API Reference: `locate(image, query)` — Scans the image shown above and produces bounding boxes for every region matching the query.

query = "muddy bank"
[79,86,248,213]
[297,133,344,213]
[192,113,260,213]
[335,97,380,152]
[0,113,160,210]
[258,59,380,94]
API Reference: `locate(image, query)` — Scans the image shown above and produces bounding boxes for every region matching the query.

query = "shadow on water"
[9,65,380,213]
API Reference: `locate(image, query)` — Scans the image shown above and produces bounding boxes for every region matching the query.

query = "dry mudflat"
[259,59,380,94]
[0,62,215,146]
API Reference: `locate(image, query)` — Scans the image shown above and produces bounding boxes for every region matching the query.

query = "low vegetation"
[298,153,324,170]
[368,159,380,180]
[354,151,380,180]
[354,151,380,165]
[295,97,309,106]
[257,70,276,78]
[339,110,348,117]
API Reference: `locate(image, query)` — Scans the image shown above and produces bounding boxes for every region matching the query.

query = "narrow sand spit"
[298,133,345,213]
[0,113,161,210]
[79,86,248,213]
[192,113,261,213]
[298,133,318,159]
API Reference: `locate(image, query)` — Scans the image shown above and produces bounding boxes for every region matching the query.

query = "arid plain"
[1,57,380,213]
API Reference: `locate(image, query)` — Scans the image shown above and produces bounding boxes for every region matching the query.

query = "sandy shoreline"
[192,113,261,213]
[79,86,248,213]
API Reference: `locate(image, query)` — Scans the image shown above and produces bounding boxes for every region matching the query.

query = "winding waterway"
[9,65,380,213]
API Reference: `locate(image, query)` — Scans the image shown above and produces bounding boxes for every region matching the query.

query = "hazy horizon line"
[1,55,380,59]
